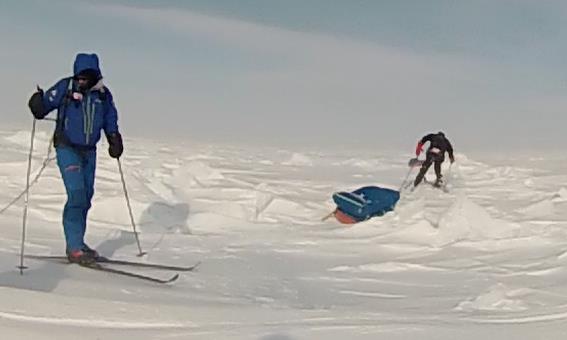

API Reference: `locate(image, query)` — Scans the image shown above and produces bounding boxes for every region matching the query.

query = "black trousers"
[414,151,444,186]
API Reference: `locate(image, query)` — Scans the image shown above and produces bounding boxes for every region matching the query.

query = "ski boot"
[433,177,444,188]
[82,244,100,260]
[67,249,97,266]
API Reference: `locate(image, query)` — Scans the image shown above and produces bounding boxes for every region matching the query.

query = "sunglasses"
[77,77,88,82]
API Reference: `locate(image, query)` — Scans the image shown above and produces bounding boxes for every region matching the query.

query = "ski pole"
[18,119,37,274]
[398,167,414,191]
[399,157,423,191]
[444,161,453,181]
[443,162,453,189]
[117,158,146,257]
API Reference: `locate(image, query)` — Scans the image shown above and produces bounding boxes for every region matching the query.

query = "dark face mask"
[75,69,99,91]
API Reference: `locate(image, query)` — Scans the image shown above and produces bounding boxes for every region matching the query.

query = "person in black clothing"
[413,132,455,187]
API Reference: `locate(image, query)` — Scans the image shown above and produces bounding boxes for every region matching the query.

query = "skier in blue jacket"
[28,53,123,265]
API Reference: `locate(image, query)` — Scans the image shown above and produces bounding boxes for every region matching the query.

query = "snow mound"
[90,196,148,228]
[139,202,190,233]
[254,184,274,219]
[329,262,443,273]
[552,187,567,202]
[261,197,317,221]
[187,211,257,234]
[171,161,224,186]
[519,199,555,218]
[434,195,519,246]
[391,195,519,247]
[282,153,313,166]
[333,158,390,171]
[455,283,530,312]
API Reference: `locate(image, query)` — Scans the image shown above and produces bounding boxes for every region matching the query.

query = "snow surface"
[0,127,566,339]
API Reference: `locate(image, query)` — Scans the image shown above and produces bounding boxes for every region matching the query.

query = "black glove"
[449,155,455,163]
[28,86,46,119]
[107,132,123,159]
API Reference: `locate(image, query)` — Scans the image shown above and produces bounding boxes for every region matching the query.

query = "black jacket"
[420,133,454,159]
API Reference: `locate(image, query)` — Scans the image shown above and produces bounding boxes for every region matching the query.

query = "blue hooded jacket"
[40,53,119,148]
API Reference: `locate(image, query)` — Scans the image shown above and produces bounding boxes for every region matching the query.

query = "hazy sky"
[1,0,565,151]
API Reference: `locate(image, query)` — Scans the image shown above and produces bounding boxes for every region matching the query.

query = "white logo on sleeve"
[48,89,58,102]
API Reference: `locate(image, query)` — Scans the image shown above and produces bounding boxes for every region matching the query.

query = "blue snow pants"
[56,146,97,253]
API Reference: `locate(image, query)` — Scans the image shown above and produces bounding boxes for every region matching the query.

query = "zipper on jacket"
[84,94,92,144]
[83,97,87,142]
[90,99,95,141]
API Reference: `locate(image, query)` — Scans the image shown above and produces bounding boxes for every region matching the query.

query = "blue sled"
[332,186,400,223]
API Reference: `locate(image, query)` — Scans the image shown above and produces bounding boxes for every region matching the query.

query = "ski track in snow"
[0,311,188,329]
[0,128,566,339]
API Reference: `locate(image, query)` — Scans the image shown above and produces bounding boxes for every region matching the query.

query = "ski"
[25,254,200,272]
[24,255,180,284]
[424,179,449,193]
[96,257,200,272]
[80,262,179,284]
